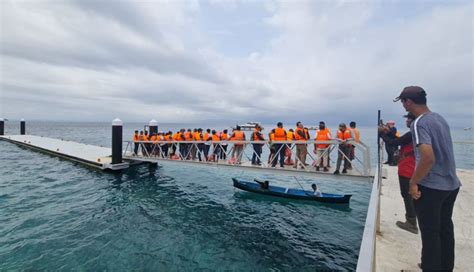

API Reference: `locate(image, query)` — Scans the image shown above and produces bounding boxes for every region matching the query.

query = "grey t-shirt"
[411,112,461,191]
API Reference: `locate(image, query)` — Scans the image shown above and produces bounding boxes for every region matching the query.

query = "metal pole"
[20,118,25,135]
[0,118,4,135]
[149,119,158,135]
[112,118,123,164]
[376,110,381,234]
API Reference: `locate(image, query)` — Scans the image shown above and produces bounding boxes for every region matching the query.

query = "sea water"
[0,121,471,270]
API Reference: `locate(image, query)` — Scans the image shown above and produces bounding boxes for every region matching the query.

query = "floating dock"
[375,166,473,271]
[0,135,130,170]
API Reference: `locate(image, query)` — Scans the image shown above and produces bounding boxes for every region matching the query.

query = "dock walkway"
[0,135,129,170]
[376,166,473,271]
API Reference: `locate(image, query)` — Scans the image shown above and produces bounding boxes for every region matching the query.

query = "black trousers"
[197,143,204,161]
[415,185,459,271]
[271,143,285,167]
[399,176,416,219]
[134,143,139,155]
[204,144,210,161]
[252,144,263,164]
[386,144,396,163]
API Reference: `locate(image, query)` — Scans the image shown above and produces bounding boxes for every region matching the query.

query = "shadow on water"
[233,191,352,212]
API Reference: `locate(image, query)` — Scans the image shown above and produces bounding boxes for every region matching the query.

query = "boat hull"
[232,178,351,204]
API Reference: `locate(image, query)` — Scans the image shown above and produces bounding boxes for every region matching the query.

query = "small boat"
[464,127,472,131]
[234,122,263,131]
[232,178,352,204]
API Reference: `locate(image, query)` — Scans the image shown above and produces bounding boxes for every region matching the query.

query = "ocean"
[0,121,471,270]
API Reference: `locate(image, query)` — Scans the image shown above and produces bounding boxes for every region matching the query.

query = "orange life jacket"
[195,133,202,141]
[273,127,286,141]
[294,127,307,141]
[150,135,157,142]
[315,130,331,149]
[133,134,139,142]
[270,133,275,141]
[252,129,264,141]
[212,134,220,141]
[337,129,352,141]
[164,135,171,141]
[173,132,181,141]
[204,132,210,141]
[221,133,228,140]
[184,132,193,141]
[232,131,245,141]
[287,131,294,141]
[138,134,146,141]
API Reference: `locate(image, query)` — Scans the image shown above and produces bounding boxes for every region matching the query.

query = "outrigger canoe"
[232,178,352,204]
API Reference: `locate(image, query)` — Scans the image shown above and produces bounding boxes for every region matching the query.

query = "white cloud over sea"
[0,0,472,127]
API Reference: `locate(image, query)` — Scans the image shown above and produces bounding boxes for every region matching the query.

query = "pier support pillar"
[0,118,4,135]
[112,118,123,164]
[149,119,158,135]
[20,119,25,135]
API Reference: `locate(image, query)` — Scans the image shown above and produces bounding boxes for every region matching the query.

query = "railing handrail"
[356,113,382,271]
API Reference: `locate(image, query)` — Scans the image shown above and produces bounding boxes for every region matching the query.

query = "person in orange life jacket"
[219,129,229,160]
[137,130,146,155]
[385,120,398,166]
[149,132,158,156]
[314,122,331,172]
[162,131,172,157]
[348,121,360,169]
[251,125,265,165]
[271,122,287,168]
[379,113,418,234]
[132,130,140,155]
[268,131,276,164]
[178,128,186,159]
[171,130,180,156]
[210,130,220,162]
[189,128,198,160]
[285,129,295,165]
[143,130,151,156]
[294,121,308,169]
[334,123,354,175]
[230,126,246,163]
[203,128,212,161]
[195,128,205,162]
[182,129,193,160]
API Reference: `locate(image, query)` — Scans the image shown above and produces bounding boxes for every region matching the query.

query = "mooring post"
[20,119,25,135]
[112,118,123,164]
[149,119,158,135]
[0,118,4,135]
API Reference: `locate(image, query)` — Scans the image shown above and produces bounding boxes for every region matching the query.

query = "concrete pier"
[0,135,130,171]
[376,166,473,271]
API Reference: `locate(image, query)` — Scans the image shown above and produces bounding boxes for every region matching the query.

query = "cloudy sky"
[0,0,472,127]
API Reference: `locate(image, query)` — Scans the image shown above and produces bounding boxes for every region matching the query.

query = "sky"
[0,0,472,128]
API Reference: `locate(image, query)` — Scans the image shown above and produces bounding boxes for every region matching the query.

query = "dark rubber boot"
[396,217,418,234]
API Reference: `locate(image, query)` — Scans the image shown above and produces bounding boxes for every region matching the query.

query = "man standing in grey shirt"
[394,86,461,271]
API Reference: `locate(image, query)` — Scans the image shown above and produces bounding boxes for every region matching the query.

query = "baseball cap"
[393,86,427,102]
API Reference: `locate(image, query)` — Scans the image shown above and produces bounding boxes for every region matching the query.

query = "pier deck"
[376,166,473,271]
[0,135,129,170]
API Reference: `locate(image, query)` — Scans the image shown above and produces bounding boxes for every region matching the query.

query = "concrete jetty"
[0,135,130,170]
[376,166,473,271]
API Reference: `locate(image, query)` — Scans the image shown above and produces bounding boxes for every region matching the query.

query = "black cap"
[394,86,427,102]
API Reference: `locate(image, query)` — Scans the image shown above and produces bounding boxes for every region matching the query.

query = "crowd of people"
[131,121,361,174]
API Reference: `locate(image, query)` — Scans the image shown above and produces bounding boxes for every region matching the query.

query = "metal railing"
[122,139,372,176]
[356,111,383,271]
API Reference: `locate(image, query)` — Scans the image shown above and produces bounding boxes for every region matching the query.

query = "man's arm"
[409,144,435,199]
